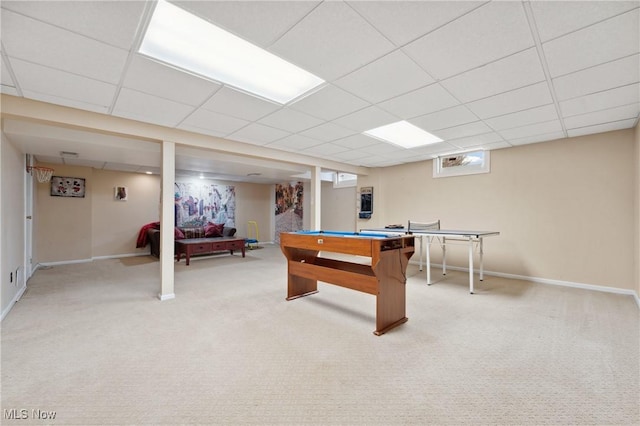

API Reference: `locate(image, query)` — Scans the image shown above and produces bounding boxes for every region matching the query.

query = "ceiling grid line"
[0,0,637,177]
[107,0,157,115]
[522,0,568,138]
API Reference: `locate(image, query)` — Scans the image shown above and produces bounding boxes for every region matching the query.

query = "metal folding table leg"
[468,237,474,294]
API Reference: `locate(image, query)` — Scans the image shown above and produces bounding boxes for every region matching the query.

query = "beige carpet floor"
[1,245,638,425]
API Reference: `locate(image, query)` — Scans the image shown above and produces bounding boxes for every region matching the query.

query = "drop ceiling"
[1,1,638,182]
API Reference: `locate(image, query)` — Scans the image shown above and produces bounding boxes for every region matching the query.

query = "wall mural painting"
[174,182,235,228]
[275,181,303,244]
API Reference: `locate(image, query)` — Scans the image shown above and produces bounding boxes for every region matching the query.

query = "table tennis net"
[407,220,440,233]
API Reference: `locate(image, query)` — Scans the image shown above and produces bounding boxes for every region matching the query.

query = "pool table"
[280,230,415,336]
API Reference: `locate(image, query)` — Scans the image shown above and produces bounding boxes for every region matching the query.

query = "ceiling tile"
[201,86,281,122]
[409,105,478,132]
[400,141,460,157]
[563,103,640,129]
[543,9,640,77]
[112,88,194,128]
[269,1,395,80]
[33,155,63,165]
[333,106,398,132]
[433,121,493,140]
[124,56,221,106]
[258,108,324,133]
[267,134,323,152]
[480,141,513,151]
[361,157,406,167]
[0,85,19,96]
[289,84,369,121]
[360,142,404,156]
[63,158,107,169]
[301,142,349,156]
[508,131,565,146]
[560,83,640,117]
[378,83,460,119]
[348,1,484,46]
[1,10,128,84]
[10,59,115,107]
[553,54,640,101]
[499,120,564,140]
[485,104,559,131]
[466,82,553,119]
[403,1,534,79]
[334,50,434,103]
[1,0,145,49]
[299,122,356,142]
[20,90,109,114]
[531,1,639,42]
[440,48,546,103]
[566,118,638,137]
[103,162,144,173]
[1,56,14,86]
[332,134,380,150]
[329,149,373,162]
[227,123,290,146]
[446,132,505,149]
[4,0,638,175]
[179,109,249,137]
[174,1,321,48]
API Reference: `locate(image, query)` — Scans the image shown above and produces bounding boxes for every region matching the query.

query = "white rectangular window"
[433,150,490,178]
[333,172,357,188]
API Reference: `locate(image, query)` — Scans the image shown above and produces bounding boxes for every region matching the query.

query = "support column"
[310,166,321,230]
[159,141,175,301]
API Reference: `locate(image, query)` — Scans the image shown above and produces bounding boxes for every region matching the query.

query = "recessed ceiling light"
[139,0,325,104]
[145,171,153,175]
[363,121,443,149]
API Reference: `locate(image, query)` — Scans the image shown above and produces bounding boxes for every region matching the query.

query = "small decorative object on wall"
[359,186,373,219]
[50,176,85,198]
[115,186,128,201]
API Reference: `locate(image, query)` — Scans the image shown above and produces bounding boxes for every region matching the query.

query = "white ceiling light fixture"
[363,121,443,149]
[139,0,325,104]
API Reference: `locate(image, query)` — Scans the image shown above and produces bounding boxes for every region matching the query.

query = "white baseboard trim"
[411,260,639,307]
[38,252,150,268]
[38,258,92,267]
[92,252,150,260]
[1,284,27,322]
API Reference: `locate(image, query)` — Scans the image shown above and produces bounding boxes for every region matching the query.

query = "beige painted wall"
[35,163,93,263]
[358,129,636,291]
[1,133,26,316]
[34,168,275,263]
[91,169,160,257]
[191,178,273,241]
[321,181,356,232]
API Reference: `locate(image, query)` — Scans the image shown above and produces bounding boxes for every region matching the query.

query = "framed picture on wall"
[115,186,128,201]
[50,176,85,198]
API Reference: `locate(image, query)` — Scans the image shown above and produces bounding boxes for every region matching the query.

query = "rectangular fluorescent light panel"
[139,0,324,104]
[363,121,443,148]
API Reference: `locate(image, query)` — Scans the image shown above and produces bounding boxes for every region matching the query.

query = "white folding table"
[417,229,500,294]
[360,224,499,294]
